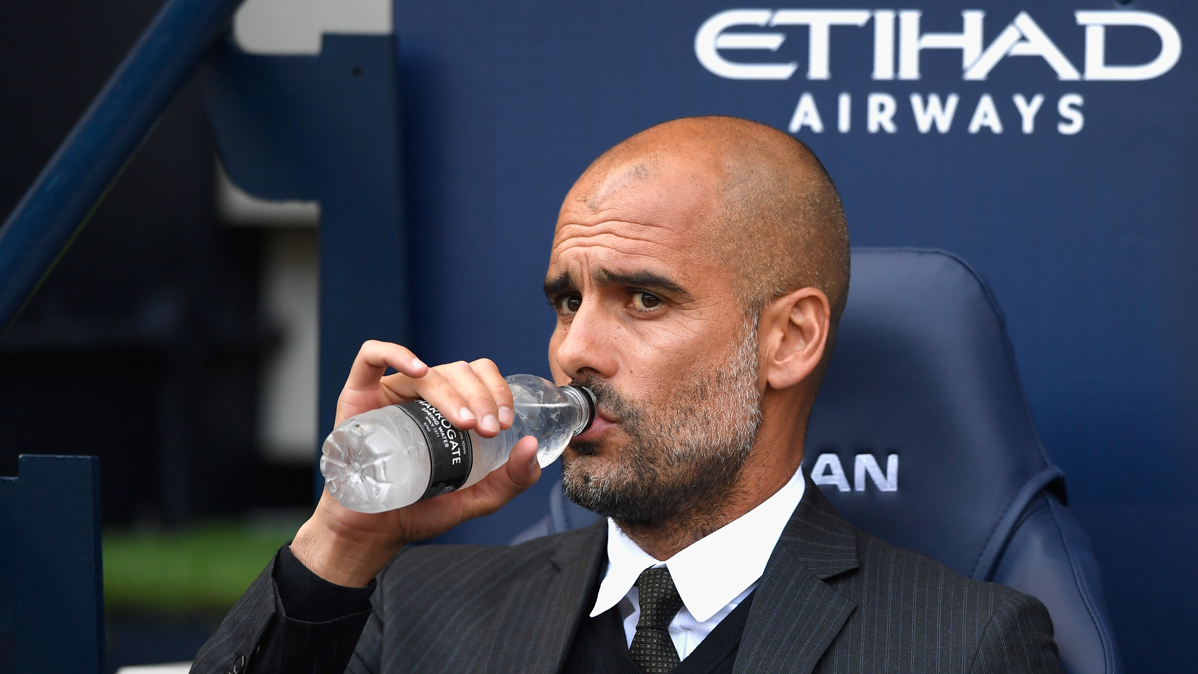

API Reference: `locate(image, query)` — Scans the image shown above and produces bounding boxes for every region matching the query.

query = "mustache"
[569,375,633,424]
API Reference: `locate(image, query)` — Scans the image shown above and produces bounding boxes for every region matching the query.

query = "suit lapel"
[734,479,860,674]
[479,519,607,674]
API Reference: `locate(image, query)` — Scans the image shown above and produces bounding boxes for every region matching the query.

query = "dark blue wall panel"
[390,1,1196,669]
[0,456,104,673]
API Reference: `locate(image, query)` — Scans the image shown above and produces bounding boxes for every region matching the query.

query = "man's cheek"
[547,336,565,382]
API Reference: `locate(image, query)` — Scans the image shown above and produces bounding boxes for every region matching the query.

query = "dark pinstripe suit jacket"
[193,481,1062,674]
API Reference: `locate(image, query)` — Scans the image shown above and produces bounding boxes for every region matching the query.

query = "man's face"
[545,157,764,524]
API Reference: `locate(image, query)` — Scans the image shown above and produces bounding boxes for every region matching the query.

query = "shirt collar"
[590,467,806,622]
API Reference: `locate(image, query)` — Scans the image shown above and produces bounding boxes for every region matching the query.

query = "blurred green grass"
[103,520,298,613]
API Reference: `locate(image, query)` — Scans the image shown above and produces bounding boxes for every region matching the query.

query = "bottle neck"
[561,385,596,436]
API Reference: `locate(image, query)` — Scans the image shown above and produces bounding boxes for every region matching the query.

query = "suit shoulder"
[852,529,1025,603]
[820,531,1059,672]
[969,590,1062,672]
[846,529,1053,640]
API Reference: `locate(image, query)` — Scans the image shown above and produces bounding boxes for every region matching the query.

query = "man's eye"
[557,295,582,314]
[631,292,662,310]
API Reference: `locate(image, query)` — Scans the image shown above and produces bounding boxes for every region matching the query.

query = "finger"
[401,367,479,429]
[345,341,427,394]
[471,358,515,428]
[505,435,542,484]
[438,362,502,436]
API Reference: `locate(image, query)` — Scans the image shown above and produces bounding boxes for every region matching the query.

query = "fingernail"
[481,414,499,433]
[498,406,514,425]
[529,453,540,468]
[411,357,426,370]
[459,407,475,422]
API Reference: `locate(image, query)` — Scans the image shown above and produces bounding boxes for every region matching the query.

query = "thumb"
[448,436,542,522]
[502,435,543,489]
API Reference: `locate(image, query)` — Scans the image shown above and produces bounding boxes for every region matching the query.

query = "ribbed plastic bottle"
[320,374,595,513]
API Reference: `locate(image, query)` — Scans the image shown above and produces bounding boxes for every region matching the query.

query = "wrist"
[290,506,407,587]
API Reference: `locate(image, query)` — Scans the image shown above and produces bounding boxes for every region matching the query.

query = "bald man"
[193,118,1062,674]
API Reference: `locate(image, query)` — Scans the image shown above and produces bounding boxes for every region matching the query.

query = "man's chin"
[560,453,671,524]
[561,447,613,480]
[560,471,674,526]
[561,452,621,501]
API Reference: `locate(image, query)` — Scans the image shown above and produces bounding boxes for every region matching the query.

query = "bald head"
[573,116,851,339]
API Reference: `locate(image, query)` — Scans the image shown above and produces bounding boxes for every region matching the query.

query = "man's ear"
[758,287,831,391]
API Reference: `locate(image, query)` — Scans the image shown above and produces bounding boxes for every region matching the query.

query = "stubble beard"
[561,318,764,528]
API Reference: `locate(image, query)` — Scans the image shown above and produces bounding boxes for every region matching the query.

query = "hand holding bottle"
[290,341,543,587]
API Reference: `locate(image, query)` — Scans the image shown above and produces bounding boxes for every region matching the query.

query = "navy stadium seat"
[513,248,1121,674]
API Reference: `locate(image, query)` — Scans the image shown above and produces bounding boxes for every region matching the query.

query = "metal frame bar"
[0,0,245,332]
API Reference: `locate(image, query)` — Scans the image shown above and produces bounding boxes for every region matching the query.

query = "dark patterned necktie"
[629,567,685,674]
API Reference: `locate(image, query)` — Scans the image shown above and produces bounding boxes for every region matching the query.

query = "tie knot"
[635,567,684,631]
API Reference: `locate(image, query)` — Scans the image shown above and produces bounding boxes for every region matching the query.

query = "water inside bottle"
[504,374,590,467]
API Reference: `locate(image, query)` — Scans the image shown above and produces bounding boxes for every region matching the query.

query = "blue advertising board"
[389,1,1195,668]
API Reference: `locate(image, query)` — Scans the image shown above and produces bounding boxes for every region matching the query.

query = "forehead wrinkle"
[558,183,706,221]
[551,219,686,257]
[556,218,671,237]
[549,238,686,273]
[556,205,673,231]
[549,220,727,288]
[553,225,675,248]
[548,245,683,282]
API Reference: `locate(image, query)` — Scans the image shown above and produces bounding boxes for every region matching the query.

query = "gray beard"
[561,319,763,526]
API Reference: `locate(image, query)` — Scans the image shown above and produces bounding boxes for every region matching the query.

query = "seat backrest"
[0,455,105,674]
[803,248,1055,578]
[801,248,1122,674]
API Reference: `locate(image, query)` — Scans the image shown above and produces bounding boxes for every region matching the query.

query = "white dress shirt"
[589,467,806,659]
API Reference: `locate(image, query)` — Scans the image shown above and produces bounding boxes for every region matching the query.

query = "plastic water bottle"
[320,374,596,513]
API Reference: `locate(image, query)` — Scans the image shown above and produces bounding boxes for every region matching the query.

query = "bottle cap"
[566,384,596,435]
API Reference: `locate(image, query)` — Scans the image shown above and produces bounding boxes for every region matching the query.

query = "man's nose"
[553,300,618,382]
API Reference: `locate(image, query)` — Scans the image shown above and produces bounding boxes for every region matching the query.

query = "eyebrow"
[543,273,575,300]
[543,269,693,303]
